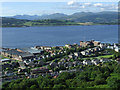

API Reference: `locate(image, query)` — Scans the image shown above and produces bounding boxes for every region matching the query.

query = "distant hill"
[7,11,118,24]
[9,13,68,20]
[2,11,118,27]
[2,17,30,27]
[1,18,80,27]
[70,11,118,23]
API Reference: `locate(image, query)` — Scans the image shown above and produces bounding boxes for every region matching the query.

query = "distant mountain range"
[9,13,68,20]
[2,11,118,27]
[7,11,118,24]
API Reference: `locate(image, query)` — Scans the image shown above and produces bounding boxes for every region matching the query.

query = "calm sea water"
[2,25,118,48]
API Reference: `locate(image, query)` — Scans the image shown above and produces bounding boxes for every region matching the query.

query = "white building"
[91,59,100,65]
[83,60,93,65]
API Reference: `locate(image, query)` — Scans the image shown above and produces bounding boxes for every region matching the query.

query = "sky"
[1,1,119,16]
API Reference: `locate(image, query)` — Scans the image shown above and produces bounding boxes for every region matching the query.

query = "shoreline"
[1,24,118,28]
[1,41,118,49]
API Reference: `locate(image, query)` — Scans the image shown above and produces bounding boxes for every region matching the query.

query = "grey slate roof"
[3,49,34,57]
[17,48,42,54]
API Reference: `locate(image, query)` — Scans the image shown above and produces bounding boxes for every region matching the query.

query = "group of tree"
[2,61,120,89]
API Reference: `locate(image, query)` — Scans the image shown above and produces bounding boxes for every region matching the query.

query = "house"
[73,61,82,66]
[93,47,99,52]
[91,59,100,65]
[37,61,45,66]
[114,47,120,52]
[59,46,64,49]
[44,46,52,50]
[18,61,26,69]
[83,60,93,65]
[16,47,43,55]
[59,69,77,73]
[34,46,51,50]
[24,59,31,65]
[34,46,41,49]
[80,41,94,47]
[65,44,73,48]
[68,54,74,59]
[92,41,101,46]
[4,71,14,76]
[81,51,90,56]
[74,52,81,57]
[64,51,67,53]
[39,46,52,50]
[114,44,120,52]
[27,61,35,68]
[107,45,114,49]
[66,62,73,67]
[81,51,86,56]
[31,67,49,75]
[1,49,35,61]
[18,69,27,74]
[100,58,111,63]
[42,55,45,59]
[46,55,50,58]
[0,58,11,62]
[58,62,64,67]
[99,43,107,49]
[90,49,95,53]
[49,62,58,68]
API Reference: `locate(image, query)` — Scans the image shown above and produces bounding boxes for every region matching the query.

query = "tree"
[94,78,106,85]
[30,85,37,89]
[53,84,66,89]
[107,77,120,88]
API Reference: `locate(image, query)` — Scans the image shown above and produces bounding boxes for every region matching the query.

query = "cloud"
[99,4,118,11]
[93,3,103,7]
[84,3,91,5]
[67,0,75,5]
[65,1,118,12]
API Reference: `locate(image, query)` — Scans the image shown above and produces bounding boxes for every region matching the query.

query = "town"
[1,40,120,83]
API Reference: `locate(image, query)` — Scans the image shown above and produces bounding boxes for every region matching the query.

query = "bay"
[2,25,118,48]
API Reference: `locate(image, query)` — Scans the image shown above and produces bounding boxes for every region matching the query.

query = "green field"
[98,55,113,58]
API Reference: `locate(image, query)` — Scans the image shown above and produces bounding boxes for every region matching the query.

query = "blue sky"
[1,1,119,16]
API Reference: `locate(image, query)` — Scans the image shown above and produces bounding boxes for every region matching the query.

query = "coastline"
[1,23,118,28]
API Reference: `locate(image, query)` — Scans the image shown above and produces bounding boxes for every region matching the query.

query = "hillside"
[1,18,80,27]
[7,11,118,24]
[2,17,30,27]
[2,11,118,27]
[9,13,68,20]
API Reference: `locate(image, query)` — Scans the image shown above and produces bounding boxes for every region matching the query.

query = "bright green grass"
[98,55,113,58]
[92,85,110,88]
[82,54,114,60]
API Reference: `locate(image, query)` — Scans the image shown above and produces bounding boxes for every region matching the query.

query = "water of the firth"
[2,25,118,48]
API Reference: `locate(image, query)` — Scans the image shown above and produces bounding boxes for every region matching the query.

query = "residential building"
[83,60,93,65]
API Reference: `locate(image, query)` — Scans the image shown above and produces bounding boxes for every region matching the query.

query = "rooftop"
[17,47,42,54]
[3,49,34,57]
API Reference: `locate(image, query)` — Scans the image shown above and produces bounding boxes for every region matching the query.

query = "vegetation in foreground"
[2,61,120,89]
[2,41,120,89]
